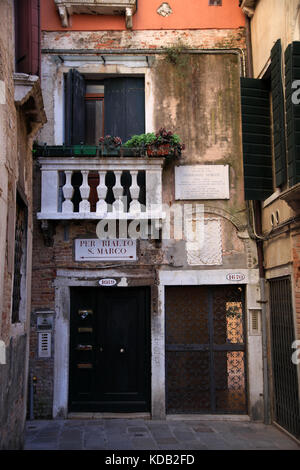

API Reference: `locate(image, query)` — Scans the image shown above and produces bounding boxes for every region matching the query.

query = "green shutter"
[285,41,300,186]
[240,77,273,200]
[271,39,287,187]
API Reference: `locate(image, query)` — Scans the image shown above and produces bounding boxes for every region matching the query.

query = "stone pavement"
[24,417,300,451]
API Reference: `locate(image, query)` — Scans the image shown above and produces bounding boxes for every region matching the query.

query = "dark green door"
[69,287,151,412]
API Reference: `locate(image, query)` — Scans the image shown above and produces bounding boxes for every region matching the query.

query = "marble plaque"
[187,218,222,266]
[75,238,136,261]
[175,165,229,200]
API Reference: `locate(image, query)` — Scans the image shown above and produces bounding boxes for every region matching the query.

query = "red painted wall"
[41,0,245,31]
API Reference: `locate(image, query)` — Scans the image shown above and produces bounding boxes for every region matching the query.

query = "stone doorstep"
[166,414,251,421]
[68,412,151,420]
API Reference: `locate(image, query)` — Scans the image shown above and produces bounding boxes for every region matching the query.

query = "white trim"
[262,189,281,208]
[53,64,149,145]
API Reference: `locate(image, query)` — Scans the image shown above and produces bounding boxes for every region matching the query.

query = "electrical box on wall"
[36,311,54,358]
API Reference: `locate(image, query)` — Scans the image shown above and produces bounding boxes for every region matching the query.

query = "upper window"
[209,0,222,5]
[64,70,145,145]
[14,0,40,76]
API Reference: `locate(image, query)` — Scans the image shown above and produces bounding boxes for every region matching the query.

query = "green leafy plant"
[124,129,185,158]
[123,133,156,149]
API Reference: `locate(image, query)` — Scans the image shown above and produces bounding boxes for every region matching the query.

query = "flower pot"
[73,145,98,156]
[147,144,171,157]
[120,147,144,157]
[100,145,120,157]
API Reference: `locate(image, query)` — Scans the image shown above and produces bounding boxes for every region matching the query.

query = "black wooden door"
[69,287,150,412]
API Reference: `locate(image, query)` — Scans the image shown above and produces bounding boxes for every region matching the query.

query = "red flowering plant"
[147,128,185,157]
[99,135,122,149]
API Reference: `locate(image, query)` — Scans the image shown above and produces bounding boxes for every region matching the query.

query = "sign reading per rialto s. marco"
[75,239,137,261]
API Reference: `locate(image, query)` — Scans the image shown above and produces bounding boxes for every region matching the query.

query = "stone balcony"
[54,0,137,28]
[37,154,165,221]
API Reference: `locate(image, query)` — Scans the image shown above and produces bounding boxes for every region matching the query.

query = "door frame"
[52,269,157,419]
[159,269,264,420]
[68,286,151,413]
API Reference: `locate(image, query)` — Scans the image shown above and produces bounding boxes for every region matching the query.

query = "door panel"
[69,287,150,412]
[166,285,247,414]
[269,277,300,439]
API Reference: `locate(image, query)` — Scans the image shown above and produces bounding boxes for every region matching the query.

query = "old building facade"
[240,0,300,439]
[0,0,46,449]
[29,0,266,423]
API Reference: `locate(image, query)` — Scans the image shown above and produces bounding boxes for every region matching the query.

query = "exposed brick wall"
[41,28,246,53]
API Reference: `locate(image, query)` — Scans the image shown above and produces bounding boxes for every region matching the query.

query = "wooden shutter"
[104,77,145,143]
[65,69,86,145]
[15,0,40,76]
[271,40,287,187]
[240,77,273,200]
[285,41,300,186]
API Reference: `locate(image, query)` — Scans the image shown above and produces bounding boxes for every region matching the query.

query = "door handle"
[120,348,125,353]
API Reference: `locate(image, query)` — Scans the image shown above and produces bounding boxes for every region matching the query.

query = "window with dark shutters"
[271,39,287,187]
[15,0,40,76]
[240,77,273,200]
[285,41,300,187]
[64,73,145,145]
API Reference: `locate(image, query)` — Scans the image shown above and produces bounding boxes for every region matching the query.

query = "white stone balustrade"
[37,157,165,220]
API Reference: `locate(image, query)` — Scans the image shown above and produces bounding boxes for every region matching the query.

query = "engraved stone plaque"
[175,165,230,200]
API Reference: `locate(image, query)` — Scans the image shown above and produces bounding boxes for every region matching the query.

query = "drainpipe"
[254,201,271,425]
[244,10,271,425]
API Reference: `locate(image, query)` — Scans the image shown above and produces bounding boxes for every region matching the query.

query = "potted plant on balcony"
[146,128,185,157]
[122,133,156,156]
[99,135,122,156]
[123,129,185,158]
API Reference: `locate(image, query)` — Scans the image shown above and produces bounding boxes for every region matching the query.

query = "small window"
[209,0,222,5]
[12,193,28,323]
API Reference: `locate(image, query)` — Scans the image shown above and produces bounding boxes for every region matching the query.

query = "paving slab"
[24,418,300,451]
